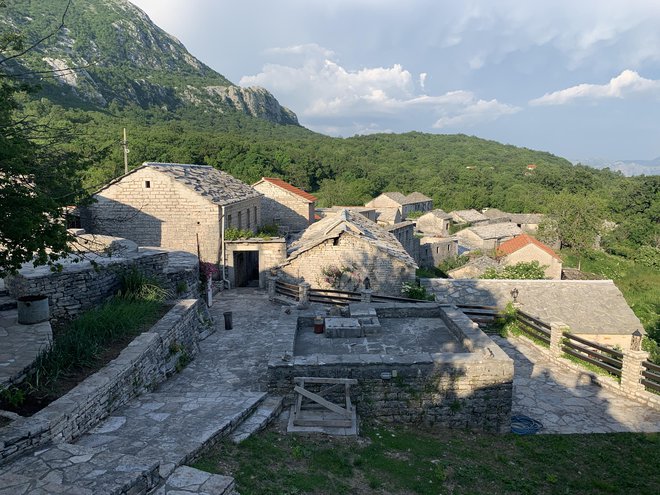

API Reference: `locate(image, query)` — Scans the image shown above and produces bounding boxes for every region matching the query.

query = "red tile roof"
[256,177,317,202]
[497,234,561,260]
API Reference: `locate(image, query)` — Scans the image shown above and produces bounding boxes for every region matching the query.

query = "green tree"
[546,192,604,254]
[0,1,88,276]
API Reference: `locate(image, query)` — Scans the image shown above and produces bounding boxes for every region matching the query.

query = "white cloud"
[419,72,427,91]
[433,99,520,129]
[530,70,660,105]
[240,44,517,134]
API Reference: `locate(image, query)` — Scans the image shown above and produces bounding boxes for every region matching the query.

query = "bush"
[436,255,469,277]
[118,268,169,302]
[401,282,435,301]
[481,261,547,280]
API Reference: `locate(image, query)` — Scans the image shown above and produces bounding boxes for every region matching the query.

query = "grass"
[193,424,660,495]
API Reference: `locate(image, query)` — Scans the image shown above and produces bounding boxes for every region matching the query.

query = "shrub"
[118,267,169,302]
[401,282,435,301]
[481,261,547,280]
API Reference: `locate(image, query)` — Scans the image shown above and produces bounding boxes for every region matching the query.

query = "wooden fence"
[561,332,623,378]
[642,360,660,394]
[275,280,299,301]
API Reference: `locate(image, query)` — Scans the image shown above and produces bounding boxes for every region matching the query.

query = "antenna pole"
[122,128,129,175]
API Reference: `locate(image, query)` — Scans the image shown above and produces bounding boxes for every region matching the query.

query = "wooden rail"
[275,281,299,300]
[561,333,623,377]
[514,312,551,344]
[641,361,660,393]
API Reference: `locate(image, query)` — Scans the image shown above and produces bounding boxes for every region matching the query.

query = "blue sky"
[130,0,660,163]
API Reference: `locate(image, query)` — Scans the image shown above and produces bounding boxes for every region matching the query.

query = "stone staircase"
[229,395,284,444]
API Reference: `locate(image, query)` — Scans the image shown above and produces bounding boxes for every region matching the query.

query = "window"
[144,181,151,188]
[227,214,232,228]
[254,206,258,226]
[238,211,242,229]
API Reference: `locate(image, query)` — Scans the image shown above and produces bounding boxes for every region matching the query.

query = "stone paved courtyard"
[493,335,660,433]
[295,317,466,356]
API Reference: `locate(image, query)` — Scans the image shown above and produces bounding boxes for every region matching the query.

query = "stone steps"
[0,442,161,495]
[77,389,267,479]
[229,395,284,444]
[150,466,235,495]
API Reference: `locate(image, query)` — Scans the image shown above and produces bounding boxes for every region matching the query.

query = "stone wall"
[268,304,513,432]
[279,235,416,295]
[5,250,170,322]
[253,181,313,232]
[0,299,213,463]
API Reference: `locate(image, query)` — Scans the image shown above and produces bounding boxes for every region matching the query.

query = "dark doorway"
[233,251,260,287]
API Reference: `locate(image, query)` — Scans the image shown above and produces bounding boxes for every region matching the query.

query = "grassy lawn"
[193,424,660,495]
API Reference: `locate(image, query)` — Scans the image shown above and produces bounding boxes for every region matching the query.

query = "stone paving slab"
[78,390,266,477]
[493,335,660,433]
[152,466,235,495]
[0,308,52,388]
[0,442,160,495]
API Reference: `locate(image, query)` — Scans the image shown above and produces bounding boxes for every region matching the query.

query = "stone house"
[497,234,562,279]
[450,209,488,226]
[447,256,499,279]
[385,221,419,264]
[277,209,417,294]
[455,222,523,251]
[374,207,402,226]
[508,213,545,234]
[224,238,287,288]
[80,162,261,264]
[365,191,433,219]
[418,236,458,268]
[252,177,317,233]
[481,208,511,224]
[416,209,453,236]
[317,206,377,223]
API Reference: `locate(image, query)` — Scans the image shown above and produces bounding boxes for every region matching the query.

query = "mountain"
[576,157,660,177]
[1,0,298,125]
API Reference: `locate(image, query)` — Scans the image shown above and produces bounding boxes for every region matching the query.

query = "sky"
[129,0,660,163]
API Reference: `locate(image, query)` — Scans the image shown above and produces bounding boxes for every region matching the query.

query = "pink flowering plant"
[200,261,220,282]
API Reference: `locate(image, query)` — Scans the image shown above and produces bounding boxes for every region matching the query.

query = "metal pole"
[122,128,129,175]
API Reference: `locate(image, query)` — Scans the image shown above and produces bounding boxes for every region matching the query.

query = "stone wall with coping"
[4,249,199,323]
[268,304,513,432]
[0,299,213,464]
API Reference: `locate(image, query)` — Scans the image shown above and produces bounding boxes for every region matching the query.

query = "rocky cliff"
[1,0,299,125]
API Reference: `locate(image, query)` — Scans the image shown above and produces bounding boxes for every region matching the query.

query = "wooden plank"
[562,347,622,376]
[293,386,351,417]
[563,333,624,358]
[519,326,551,344]
[316,383,345,397]
[309,288,361,295]
[519,320,551,338]
[517,311,551,329]
[643,361,660,373]
[294,377,358,385]
[641,370,660,383]
[563,341,623,368]
[292,418,353,428]
[641,378,660,393]
[276,281,299,290]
